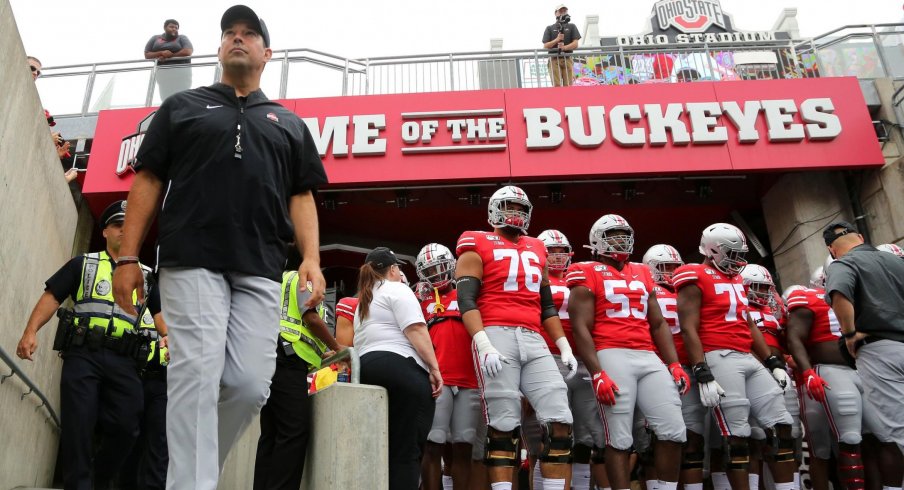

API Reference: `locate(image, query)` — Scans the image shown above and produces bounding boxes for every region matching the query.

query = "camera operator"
[542,4,581,87]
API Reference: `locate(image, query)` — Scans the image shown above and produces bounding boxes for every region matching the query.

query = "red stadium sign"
[83,77,882,197]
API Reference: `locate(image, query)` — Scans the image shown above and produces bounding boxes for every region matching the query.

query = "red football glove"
[803,368,829,403]
[668,362,690,395]
[592,371,619,406]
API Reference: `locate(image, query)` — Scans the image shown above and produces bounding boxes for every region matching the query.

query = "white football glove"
[555,337,578,380]
[771,368,790,391]
[473,331,506,378]
[698,380,726,408]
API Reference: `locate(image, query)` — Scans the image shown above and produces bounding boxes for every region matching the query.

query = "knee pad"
[682,449,705,470]
[573,443,592,465]
[591,444,606,464]
[484,427,520,467]
[765,424,796,463]
[724,437,750,471]
[539,422,573,464]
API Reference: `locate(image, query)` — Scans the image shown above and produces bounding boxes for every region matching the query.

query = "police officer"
[119,309,170,490]
[253,262,343,490]
[15,200,162,490]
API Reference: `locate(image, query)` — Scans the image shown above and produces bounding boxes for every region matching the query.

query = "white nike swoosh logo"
[206,104,223,109]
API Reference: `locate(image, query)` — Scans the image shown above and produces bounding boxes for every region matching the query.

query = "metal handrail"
[313,347,361,384]
[0,345,61,429]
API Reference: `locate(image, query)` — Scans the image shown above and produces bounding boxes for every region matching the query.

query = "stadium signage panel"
[603,0,790,47]
[84,77,881,197]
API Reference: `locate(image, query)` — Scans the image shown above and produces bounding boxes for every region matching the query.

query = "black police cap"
[100,200,127,228]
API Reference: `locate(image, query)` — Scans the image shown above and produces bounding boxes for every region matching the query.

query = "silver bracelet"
[117,255,140,263]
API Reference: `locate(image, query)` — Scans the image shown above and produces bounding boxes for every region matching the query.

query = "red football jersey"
[748,303,784,353]
[421,288,478,389]
[565,261,656,351]
[336,297,358,322]
[673,264,752,353]
[653,284,689,365]
[456,231,548,333]
[785,287,841,346]
[539,275,572,355]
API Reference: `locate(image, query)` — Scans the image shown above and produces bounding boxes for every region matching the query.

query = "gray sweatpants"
[160,268,280,490]
[857,339,904,449]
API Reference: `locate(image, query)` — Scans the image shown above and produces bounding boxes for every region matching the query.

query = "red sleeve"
[565,262,592,290]
[639,263,656,293]
[456,231,481,256]
[336,297,357,321]
[672,264,700,290]
[785,289,810,311]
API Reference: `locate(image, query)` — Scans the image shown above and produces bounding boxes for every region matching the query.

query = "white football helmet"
[782,285,806,302]
[740,264,775,307]
[699,223,748,276]
[415,243,456,290]
[877,243,904,257]
[587,214,635,262]
[537,229,573,272]
[642,244,684,285]
[488,186,532,234]
[808,266,825,289]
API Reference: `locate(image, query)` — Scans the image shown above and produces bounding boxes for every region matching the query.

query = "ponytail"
[357,262,390,320]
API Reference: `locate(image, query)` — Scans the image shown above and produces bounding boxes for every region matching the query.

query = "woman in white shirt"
[354,247,443,490]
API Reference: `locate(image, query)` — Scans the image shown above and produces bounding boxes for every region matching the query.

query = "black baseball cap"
[221,5,270,48]
[100,200,127,228]
[823,221,858,246]
[365,247,403,269]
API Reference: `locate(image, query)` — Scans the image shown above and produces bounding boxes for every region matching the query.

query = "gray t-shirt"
[542,22,581,55]
[144,34,193,65]
[825,243,904,341]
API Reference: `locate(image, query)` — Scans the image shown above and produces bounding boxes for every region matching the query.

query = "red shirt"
[539,275,572,355]
[336,297,358,322]
[673,263,752,353]
[456,231,547,333]
[653,284,689,365]
[565,261,656,351]
[785,287,841,346]
[421,288,478,389]
[748,303,784,353]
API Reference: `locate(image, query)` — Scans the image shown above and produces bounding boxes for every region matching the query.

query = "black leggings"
[360,351,435,490]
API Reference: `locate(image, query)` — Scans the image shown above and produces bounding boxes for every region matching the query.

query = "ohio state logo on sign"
[655,0,726,34]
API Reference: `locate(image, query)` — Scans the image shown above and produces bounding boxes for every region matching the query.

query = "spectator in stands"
[542,4,581,87]
[29,55,78,182]
[144,19,194,101]
[354,247,443,489]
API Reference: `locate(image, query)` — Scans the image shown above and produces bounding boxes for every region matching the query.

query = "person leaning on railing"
[354,247,443,490]
[144,18,194,100]
[541,4,581,87]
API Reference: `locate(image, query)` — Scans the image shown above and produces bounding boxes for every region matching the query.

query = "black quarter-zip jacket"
[135,83,328,281]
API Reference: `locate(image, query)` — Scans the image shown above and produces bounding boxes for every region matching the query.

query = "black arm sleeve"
[455,276,481,314]
[540,284,558,321]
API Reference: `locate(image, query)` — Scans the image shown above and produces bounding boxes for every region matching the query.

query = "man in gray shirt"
[541,4,581,87]
[823,221,904,485]
[144,19,193,101]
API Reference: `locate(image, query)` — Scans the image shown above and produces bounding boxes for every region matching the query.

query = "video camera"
[555,14,571,54]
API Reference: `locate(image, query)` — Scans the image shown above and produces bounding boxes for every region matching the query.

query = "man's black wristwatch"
[842,330,857,339]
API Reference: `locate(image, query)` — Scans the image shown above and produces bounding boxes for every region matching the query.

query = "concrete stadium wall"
[0,0,90,487]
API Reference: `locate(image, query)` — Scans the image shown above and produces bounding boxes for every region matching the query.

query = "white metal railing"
[34,24,904,118]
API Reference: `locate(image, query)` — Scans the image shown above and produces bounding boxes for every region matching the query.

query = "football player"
[742,264,803,490]
[335,296,358,346]
[568,215,689,490]
[676,223,796,490]
[455,186,577,490]
[785,261,876,490]
[643,244,709,490]
[522,230,606,490]
[416,243,483,490]
[876,243,904,258]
